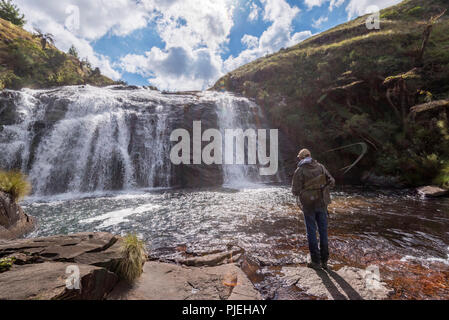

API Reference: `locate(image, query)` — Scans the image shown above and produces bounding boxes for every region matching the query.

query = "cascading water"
[0,85,280,196]
[214,92,277,187]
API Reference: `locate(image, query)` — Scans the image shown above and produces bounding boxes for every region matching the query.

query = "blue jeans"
[303,208,329,264]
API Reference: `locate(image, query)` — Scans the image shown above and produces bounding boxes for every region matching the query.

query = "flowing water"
[20,185,449,299]
[0,85,277,195]
[2,85,449,299]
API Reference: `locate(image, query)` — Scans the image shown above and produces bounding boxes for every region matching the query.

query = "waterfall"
[0,85,280,196]
[214,93,266,187]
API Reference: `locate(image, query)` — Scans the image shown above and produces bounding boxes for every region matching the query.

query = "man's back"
[292,160,335,210]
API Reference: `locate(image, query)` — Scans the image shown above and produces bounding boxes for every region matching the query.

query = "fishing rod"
[319,142,368,175]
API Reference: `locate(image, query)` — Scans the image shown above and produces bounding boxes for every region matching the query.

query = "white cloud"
[241,34,259,49]
[120,46,222,91]
[224,0,312,73]
[329,0,345,11]
[304,0,328,10]
[345,0,402,20]
[119,0,235,91]
[304,0,345,11]
[312,16,328,28]
[248,1,260,21]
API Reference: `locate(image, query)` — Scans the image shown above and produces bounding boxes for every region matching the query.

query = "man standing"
[292,149,335,270]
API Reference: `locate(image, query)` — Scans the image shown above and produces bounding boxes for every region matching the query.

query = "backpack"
[300,163,327,208]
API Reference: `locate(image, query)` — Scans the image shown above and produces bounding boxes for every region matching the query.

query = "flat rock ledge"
[0,232,122,300]
[108,261,261,300]
[281,266,392,300]
[0,232,260,300]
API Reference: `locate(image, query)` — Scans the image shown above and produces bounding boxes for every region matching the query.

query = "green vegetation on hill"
[0,0,24,27]
[0,17,117,90]
[214,0,449,187]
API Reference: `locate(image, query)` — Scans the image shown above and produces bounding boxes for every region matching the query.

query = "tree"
[0,0,25,27]
[68,45,79,58]
[32,28,54,50]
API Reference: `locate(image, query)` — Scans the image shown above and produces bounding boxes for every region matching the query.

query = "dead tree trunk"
[416,9,446,67]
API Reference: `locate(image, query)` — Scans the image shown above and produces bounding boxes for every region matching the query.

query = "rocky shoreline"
[0,231,396,300]
[0,232,261,300]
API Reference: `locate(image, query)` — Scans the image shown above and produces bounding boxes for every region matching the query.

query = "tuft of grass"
[114,234,148,283]
[0,170,31,202]
[0,256,16,273]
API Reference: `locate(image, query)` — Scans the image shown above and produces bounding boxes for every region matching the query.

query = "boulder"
[0,232,123,299]
[417,186,449,198]
[280,266,392,300]
[0,232,122,267]
[0,191,35,240]
[107,261,261,300]
[0,262,118,300]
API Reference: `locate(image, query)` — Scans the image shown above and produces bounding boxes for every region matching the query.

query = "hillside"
[213,0,449,187]
[0,17,117,90]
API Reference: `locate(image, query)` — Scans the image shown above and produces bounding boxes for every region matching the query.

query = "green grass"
[114,234,148,283]
[0,170,31,202]
[0,17,117,89]
[0,257,15,273]
[433,161,449,188]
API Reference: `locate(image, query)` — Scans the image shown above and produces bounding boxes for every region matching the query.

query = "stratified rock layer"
[0,232,122,299]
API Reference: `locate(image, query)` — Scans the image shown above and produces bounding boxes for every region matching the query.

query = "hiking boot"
[321,262,328,270]
[307,262,321,270]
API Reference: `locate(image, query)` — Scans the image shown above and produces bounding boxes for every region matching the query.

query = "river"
[21,185,449,299]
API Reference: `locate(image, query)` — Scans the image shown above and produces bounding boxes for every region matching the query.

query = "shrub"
[433,161,449,189]
[0,0,25,27]
[114,234,148,283]
[0,257,16,273]
[0,170,31,202]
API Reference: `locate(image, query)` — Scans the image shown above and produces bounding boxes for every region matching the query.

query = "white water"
[0,85,278,196]
[214,92,279,187]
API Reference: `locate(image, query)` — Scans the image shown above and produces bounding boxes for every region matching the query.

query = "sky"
[14,0,402,91]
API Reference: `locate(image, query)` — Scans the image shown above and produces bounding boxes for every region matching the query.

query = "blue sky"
[16,0,401,91]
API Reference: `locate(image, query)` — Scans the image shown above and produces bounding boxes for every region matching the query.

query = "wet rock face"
[0,232,123,300]
[1,87,285,195]
[0,191,35,240]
